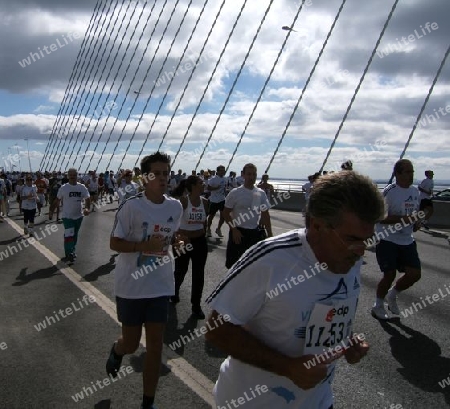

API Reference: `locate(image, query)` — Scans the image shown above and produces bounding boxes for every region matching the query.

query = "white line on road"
[4,217,215,407]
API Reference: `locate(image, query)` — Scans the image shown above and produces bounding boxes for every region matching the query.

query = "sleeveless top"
[179,196,207,231]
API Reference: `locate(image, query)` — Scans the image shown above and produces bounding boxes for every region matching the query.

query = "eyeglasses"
[330,228,368,251]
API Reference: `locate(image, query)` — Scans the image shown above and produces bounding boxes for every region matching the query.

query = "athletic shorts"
[419,198,433,211]
[376,239,421,273]
[209,200,225,215]
[116,296,169,326]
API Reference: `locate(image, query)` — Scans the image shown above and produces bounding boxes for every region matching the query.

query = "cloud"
[0,0,449,179]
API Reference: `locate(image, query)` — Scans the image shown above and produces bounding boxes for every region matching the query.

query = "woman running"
[171,176,209,319]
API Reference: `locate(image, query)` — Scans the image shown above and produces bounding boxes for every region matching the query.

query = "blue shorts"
[116,296,169,326]
[376,240,421,273]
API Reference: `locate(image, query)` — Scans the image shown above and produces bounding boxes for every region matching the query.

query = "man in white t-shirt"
[418,169,434,230]
[223,163,273,268]
[371,159,429,320]
[205,171,385,409]
[57,168,90,263]
[206,165,227,237]
[106,152,183,409]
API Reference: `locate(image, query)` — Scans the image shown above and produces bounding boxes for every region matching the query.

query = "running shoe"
[206,228,212,237]
[386,290,400,315]
[371,305,389,320]
[24,227,29,235]
[215,228,223,238]
[106,343,123,378]
[68,253,75,263]
[141,404,157,409]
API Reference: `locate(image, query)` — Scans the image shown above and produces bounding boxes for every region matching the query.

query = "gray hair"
[306,171,385,228]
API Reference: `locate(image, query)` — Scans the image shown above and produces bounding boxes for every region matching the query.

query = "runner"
[223,163,273,269]
[418,170,434,230]
[205,171,385,408]
[257,173,274,203]
[48,172,61,222]
[170,175,209,319]
[15,178,24,216]
[20,175,38,235]
[106,152,183,409]
[371,159,428,320]
[86,173,99,211]
[56,168,91,263]
[206,165,226,238]
[34,172,48,216]
[117,169,139,206]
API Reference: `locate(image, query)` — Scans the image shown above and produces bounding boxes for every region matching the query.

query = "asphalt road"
[0,198,449,409]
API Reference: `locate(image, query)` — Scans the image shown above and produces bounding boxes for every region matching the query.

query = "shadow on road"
[379,318,450,405]
[12,266,61,286]
[83,254,118,282]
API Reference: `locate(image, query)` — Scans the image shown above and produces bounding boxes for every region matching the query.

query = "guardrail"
[271,190,450,228]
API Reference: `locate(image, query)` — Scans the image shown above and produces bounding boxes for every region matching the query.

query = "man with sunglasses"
[205,171,385,409]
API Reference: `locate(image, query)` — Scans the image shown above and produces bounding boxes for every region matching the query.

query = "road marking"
[4,217,215,406]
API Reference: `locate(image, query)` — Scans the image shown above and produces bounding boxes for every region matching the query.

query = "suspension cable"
[50,0,119,169]
[45,0,111,170]
[82,0,157,173]
[170,0,254,168]
[79,2,151,172]
[88,0,171,172]
[265,0,347,174]
[40,0,102,169]
[101,0,178,172]
[388,43,450,184]
[318,0,400,174]
[152,0,228,156]
[192,0,276,171]
[117,0,203,171]
[225,0,308,173]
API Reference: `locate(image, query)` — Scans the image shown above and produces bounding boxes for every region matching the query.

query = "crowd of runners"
[0,156,437,409]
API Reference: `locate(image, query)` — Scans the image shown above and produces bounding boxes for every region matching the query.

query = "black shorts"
[209,200,225,215]
[116,296,169,326]
[376,240,421,273]
[419,198,433,211]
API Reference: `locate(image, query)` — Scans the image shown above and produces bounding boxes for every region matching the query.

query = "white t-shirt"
[224,186,270,229]
[375,184,419,245]
[206,229,361,409]
[111,193,183,299]
[118,181,139,204]
[21,185,38,210]
[208,175,226,203]
[418,178,434,200]
[57,183,90,219]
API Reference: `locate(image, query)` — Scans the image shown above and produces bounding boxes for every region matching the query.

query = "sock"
[388,287,398,297]
[112,343,123,359]
[375,298,385,307]
[142,395,154,408]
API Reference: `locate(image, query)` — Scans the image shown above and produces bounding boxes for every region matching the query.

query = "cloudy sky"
[1,0,449,182]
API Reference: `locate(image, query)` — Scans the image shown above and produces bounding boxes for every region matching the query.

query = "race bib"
[187,207,206,224]
[303,297,358,356]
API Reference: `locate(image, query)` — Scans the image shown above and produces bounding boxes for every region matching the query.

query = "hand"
[172,233,187,252]
[344,337,369,364]
[231,228,242,244]
[142,235,165,254]
[83,208,90,216]
[285,355,329,390]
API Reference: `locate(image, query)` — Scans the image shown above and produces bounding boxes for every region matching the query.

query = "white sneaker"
[215,228,223,238]
[386,290,400,315]
[206,228,212,237]
[371,304,389,320]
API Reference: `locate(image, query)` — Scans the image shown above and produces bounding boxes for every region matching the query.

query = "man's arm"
[260,210,273,237]
[205,310,329,390]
